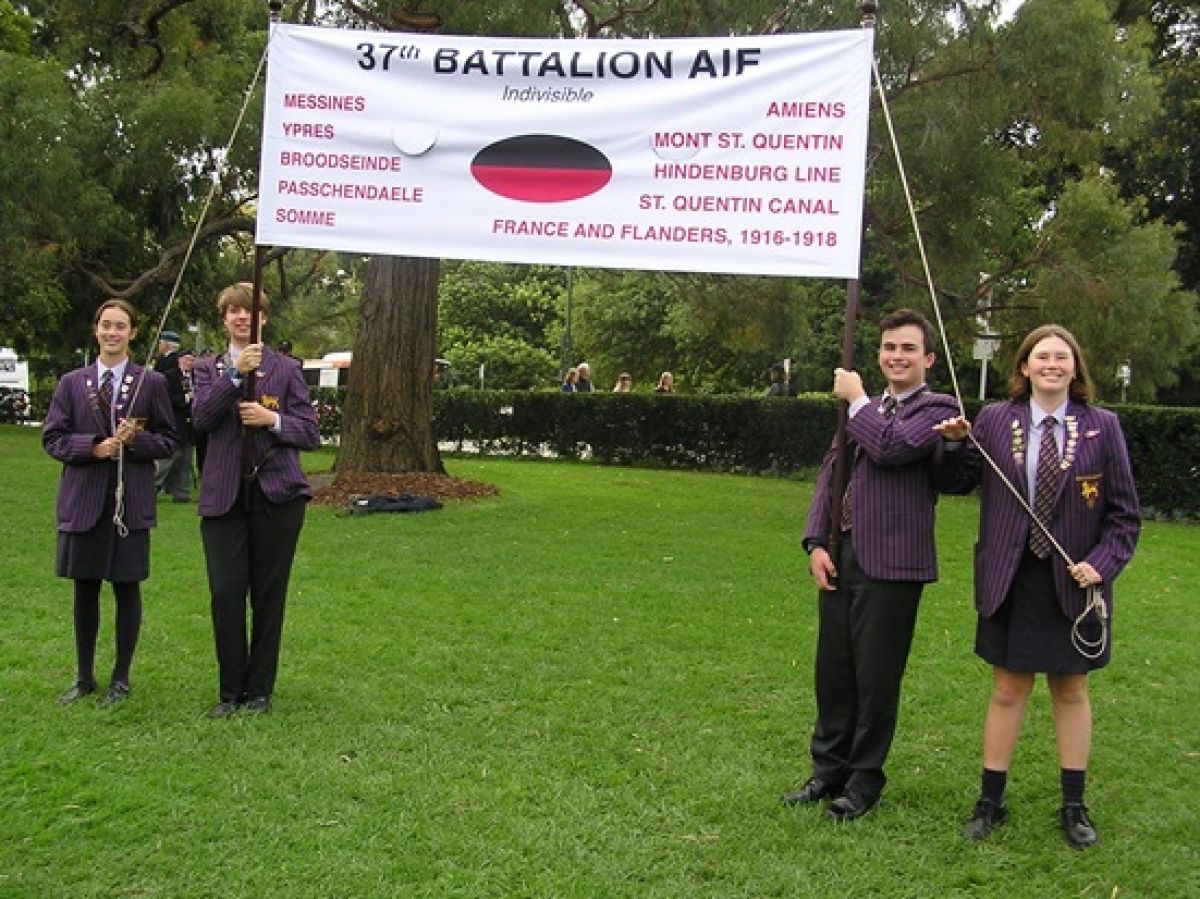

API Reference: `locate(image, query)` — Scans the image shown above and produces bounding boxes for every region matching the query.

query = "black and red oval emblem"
[471,134,612,203]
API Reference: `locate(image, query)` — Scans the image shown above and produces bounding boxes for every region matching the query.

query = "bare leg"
[982,667,1035,771]
[1047,674,1092,770]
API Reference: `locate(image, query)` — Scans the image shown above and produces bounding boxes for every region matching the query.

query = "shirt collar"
[1031,398,1069,427]
[886,383,927,406]
[97,358,128,383]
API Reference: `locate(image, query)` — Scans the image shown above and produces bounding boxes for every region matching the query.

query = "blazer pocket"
[1073,472,1103,510]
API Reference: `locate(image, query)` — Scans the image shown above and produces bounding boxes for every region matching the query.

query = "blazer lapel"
[247,350,276,402]
[86,363,114,434]
[116,363,139,420]
[1014,403,1033,495]
[258,352,275,386]
[1050,402,1085,503]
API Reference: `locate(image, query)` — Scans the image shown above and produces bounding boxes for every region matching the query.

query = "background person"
[766,363,790,397]
[276,340,301,365]
[783,309,958,821]
[154,332,195,502]
[575,362,594,393]
[934,324,1140,849]
[191,282,320,719]
[654,371,675,393]
[612,372,633,393]
[561,367,578,393]
[43,299,177,706]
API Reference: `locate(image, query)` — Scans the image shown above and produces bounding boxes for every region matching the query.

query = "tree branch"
[75,214,256,299]
[571,0,661,37]
[341,1,441,31]
[758,0,801,35]
[117,0,198,76]
[883,59,994,105]
[866,200,1058,333]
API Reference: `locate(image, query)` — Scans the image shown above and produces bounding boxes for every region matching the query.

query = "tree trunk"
[338,255,444,474]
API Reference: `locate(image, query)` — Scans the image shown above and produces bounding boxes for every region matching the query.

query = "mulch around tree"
[309,471,500,507]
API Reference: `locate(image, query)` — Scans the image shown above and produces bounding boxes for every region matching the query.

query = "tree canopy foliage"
[1,0,1195,406]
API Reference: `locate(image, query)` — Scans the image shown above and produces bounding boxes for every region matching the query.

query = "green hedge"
[309,388,1200,521]
[1115,404,1200,522]
[435,390,836,473]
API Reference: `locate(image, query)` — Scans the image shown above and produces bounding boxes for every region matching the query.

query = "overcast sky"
[999,0,1025,23]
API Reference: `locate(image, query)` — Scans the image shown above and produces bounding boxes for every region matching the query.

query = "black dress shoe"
[241,696,271,714]
[99,681,130,707]
[208,700,240,719]
[1061,803,1098,849]
[58,680,97,705]
[962,798,1009,840]
[828,789,879,822]
[781,777,839,806]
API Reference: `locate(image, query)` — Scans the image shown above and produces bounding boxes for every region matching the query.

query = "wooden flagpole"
[826,1,878,554]
[242,1,282,484]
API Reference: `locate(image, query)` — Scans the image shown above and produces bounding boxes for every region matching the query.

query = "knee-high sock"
[981,768,1007,806]
[1061,768,1087,806]
[72,579,102,686]
[111,581,142,686]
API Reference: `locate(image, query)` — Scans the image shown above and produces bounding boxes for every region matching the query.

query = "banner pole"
[826,1,878,553]
[241,0,279,484]
[242,244,268,484]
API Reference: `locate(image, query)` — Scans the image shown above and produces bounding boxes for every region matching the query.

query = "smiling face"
[222,303,267,349]
[1021,334,1076,404]
[877,323,934,394]
[94,304,136,364]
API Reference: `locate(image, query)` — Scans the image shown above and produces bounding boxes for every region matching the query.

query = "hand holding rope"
[109,417,145,538]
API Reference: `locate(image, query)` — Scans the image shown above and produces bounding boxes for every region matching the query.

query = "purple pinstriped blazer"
[191,346,319,517]
[804,388,960,583]
[42,363,178,533]
[936,399,1140,620]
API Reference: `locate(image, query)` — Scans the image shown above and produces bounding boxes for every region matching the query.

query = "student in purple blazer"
[43,299,177,706]
[934,324,1140,849]
[191,282,320,719]
[782,309,959,821]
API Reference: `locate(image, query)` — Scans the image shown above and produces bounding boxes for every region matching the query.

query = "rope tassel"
[113,445,130,538]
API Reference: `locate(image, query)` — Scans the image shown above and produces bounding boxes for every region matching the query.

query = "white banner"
[258,25,873,278]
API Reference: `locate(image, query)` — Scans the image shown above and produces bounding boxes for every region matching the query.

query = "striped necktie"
[1029,417,1059,558]
[98,370,114,425]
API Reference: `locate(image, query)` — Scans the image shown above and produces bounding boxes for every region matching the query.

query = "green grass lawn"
[0,424,1195,898]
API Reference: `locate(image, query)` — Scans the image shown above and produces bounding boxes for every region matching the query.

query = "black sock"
[110,581,142,686]
[72,579,102,686]
[1061,768,1087,806]
[981,768,1007,806]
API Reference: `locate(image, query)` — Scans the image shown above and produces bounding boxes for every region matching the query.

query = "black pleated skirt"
[975,549,1110,674]
[55,469,150,583]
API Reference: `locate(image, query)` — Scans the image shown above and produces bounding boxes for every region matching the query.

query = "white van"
[302,351,352,389]
[0,348,30,393]
[301,352,453,389]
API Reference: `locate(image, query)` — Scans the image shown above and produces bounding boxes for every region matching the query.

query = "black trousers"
[201,483,306,702]
[810,537,922,798]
